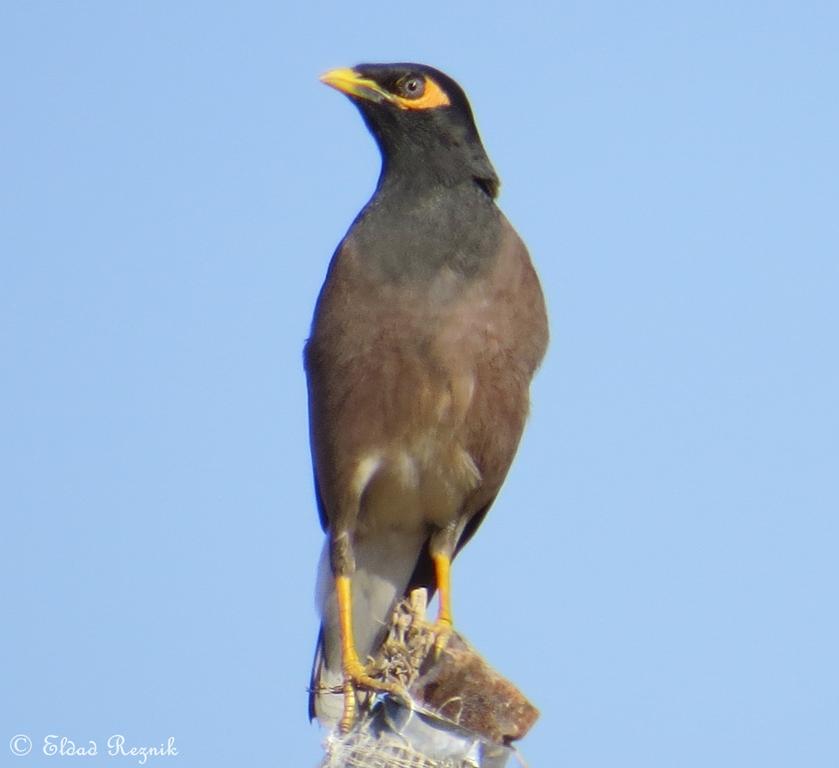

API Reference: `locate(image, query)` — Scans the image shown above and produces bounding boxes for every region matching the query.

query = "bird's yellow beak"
[320,68,392,104]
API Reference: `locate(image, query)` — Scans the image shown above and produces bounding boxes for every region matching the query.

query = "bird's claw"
[339,659,410,733]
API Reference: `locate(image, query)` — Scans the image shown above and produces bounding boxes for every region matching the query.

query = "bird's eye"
[398,76,425,99]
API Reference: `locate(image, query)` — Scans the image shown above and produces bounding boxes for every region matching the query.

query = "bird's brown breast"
[305,218,547,534]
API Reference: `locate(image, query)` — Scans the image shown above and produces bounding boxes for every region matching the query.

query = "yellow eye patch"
[391,76,451,111]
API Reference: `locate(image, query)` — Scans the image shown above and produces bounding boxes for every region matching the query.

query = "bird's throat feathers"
[351,180,503,284]
[356,100,500,201]
[378,143,499,202]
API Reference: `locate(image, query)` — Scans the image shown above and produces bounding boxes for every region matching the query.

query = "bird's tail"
[308,625,343,723]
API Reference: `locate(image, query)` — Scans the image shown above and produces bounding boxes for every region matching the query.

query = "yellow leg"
[432,553,454,654]
[432,553,453,626]
[337,575,361,674]
[336,575,403,732]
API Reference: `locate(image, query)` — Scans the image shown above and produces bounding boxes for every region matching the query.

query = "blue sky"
[2,2,837,766]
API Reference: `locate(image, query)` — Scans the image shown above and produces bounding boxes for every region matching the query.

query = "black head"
[321,63,499,198]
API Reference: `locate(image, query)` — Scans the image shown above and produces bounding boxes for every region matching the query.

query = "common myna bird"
[306,63,548,730]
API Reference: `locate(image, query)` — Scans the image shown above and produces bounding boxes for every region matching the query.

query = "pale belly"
[354,433,481,538]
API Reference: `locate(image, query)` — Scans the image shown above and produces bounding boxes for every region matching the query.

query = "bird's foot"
[344,656,405,696]
[432,616,454,657]
[338,657,409,733]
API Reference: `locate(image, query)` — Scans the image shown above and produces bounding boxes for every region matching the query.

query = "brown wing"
[405,217,548,597]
